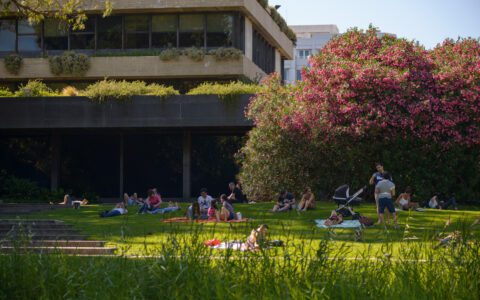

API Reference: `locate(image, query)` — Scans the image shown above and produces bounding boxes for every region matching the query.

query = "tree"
[1,0,112,30]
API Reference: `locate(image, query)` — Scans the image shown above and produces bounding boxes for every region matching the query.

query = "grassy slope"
[4,202,480,257]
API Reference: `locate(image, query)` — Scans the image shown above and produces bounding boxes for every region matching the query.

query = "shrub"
[183,47,205,62]
[4,53,23,75]
[61,86,79,96]
[269,7,297,44]
[159,48,181,61]
[209,47,243,61]
[82,80,179,102]
[49,51,90,76]
[0,88,14,97]
[187,81,262,101]
[0,170,64,203]
[14,80,57,97]
[257,0,269,9]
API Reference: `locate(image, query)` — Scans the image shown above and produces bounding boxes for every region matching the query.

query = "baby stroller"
[332,185,365,217]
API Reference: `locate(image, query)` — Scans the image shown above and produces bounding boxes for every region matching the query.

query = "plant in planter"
[4,53,23,75]
[49,51,90,76]
[14,80,57,97]
[183,47,205,62]
[0,88,14,97]
[159,48,181,61]
[209,47,243,61]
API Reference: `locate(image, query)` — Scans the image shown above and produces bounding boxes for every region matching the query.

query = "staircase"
[0,219,116,255]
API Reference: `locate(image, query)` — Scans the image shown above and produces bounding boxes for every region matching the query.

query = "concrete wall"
[0,55,266,81]
[244,17,253,60]
[0,95,254,129]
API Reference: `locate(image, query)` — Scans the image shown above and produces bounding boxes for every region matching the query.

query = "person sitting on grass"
[100,202,128,218]
[439,193,458,210]
[375,172,398,229]
[297,187,315,211]
[428,194,440,209]
[242,224,269,251]
[220,194,235,221]
[138,189,162,214]
[271,190,295,212]
[324,210,344,226]
[208,200,221,221]
[395,186,418,210]
[198,188,213,216]
[187,201,205,220]
[151,202,181,214]
[132,192,144,205]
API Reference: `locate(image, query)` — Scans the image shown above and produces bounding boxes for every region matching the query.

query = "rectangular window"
[124,15,149,49]
[179,14,204,48]
[44,19,68,50]
[296,70,302,81]
[17,20,42,52]
[97,16,122,49]
[0,19,16,52]
[152,15,177,48]
[70,17,95,49]
[206,14,233,48]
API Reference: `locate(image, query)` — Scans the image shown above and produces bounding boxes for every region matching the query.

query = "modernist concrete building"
[0,0,294,200]
[283,25,339,83]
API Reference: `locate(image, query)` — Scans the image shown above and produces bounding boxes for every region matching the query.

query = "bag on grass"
[359,216,374,227]
[204,239,221,247]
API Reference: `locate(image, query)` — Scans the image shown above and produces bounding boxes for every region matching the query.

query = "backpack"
[358,215,374,227]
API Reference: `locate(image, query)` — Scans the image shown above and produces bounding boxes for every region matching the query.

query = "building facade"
[0,0,294,200]
[283,25,339,83]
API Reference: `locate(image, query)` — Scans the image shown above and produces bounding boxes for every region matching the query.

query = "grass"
[1,202,479,299]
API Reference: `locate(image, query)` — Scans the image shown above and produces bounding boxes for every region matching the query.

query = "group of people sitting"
[187,188,237,221]
[271,187,316,212]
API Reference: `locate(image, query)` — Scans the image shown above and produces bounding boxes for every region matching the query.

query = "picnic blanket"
[163,217,249,223]
[210,242,244,250]
[315,219,361,229]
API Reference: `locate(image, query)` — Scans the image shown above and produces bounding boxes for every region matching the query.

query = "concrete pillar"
[182,130,191,200]
[119,134,124,199]
[275,49,282,74]
[50,134,61,191]
[244,17,253,60]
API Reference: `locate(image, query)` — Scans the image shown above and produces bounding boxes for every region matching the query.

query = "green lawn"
[9,201,480,257]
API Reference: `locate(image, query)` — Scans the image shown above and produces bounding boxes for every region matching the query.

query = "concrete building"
[0,0,294,200]
[283,25,339,83]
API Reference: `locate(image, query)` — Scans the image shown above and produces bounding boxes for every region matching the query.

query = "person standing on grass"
[375,172,398,229]
[369,162,392,224]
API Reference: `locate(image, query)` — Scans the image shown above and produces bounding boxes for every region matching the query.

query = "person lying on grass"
[395,186,419,210]
[138,189,162,214]
[271,190,295,212]
[242,224,269,251]
[220,194,235,221]
[324,210,343,226]
[150,202,181,214]
[297,187,315,211]
[100,202,128,218]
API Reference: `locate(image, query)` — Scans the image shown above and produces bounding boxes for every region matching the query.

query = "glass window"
[179,14,204,48]
[70,17,95,49]
[0,19,16,52]
[125,15,149,49]
[44,19,68,50]
[17,20,42,51]
[97,16,122,49]
[206,14,233,48]
[152,15,177,48]
[296,70,302,81]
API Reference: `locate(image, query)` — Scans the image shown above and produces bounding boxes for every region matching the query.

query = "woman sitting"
[220,194,235,221]
[271,191,295,212]
[323,210,343,226]
[208,200,221,221]
[242,224,269,251]
[395,187,418,210]
[100,202,128,218]
[187,202,206,220]
[138,189,162,214]
[297,187,315,211]
[428,195,440,209]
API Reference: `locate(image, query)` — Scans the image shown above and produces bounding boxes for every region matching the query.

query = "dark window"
[152,15,177,48]
[0,19,16,52]
[70,17,95,49]
[97,16,122,49]
[179,14,204,48]
[125,15,149,49]
[206,14,233,48]
[252,29,275,74]
[44,19,68,50]
[17,20,42,52]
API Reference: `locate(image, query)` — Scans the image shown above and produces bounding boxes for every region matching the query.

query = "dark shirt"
[230,187,246,203]
[223,201,234,214]
[278,192,294,206]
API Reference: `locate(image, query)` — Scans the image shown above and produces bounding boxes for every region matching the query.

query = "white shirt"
[197,195,213,209]
[113,208,126,214]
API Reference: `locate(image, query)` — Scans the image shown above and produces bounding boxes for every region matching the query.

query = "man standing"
[369,162,392,223]
[375,172,398,229]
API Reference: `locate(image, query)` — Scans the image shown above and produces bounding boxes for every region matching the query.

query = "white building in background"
[283,25,339,83]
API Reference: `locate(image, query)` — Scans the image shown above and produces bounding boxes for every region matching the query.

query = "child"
[324,210,343,226]
[243,224,269,251]
[208,200,220,221]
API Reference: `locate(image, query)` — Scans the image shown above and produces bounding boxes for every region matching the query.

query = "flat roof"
[290,25,340,35]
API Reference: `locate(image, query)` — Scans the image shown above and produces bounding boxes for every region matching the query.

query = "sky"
[273,0,480,49]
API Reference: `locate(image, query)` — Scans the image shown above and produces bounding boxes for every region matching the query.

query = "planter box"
[0,94,254,129]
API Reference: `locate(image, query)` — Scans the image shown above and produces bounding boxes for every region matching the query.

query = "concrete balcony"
[0,55,265,81]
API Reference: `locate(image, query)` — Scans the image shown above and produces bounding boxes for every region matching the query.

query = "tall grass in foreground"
[1,225,479,300]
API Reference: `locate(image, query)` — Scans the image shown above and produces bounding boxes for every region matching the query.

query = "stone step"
[0,224,73,230]
[0,246,116,255]
[0,234,86,240]
[0,240,106,247]
[0,219,65,225]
